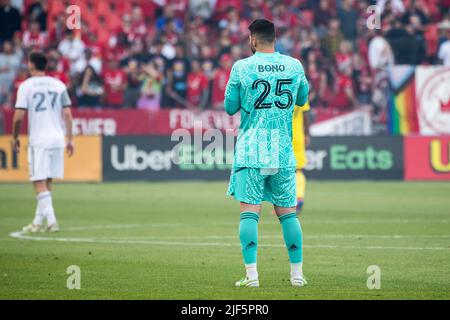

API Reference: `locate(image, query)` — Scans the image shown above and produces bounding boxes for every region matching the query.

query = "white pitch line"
[302,219,450,224]
[57,219,450,233]
[8,231,450,251]
[64,224,185,231]
[113,234,450,240]
[52,225,450,240]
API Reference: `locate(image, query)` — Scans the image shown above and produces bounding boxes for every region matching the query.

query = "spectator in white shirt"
[57,29,85,65]
[376,0,405,16]
[368,30,394,70]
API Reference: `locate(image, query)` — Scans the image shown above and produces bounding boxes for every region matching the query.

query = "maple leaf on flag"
[440,97,450,112]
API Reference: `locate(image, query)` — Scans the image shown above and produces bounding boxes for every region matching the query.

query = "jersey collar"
[254,51,280,56]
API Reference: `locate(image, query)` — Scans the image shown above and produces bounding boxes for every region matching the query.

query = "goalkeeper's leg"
[235,203,261,287]
[275,206,307,287]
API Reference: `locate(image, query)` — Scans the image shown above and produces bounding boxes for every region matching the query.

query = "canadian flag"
[440,98,450,112]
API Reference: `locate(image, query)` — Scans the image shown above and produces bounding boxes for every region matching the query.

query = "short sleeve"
[60,89,72,108]
[224,62,241,115]
[15,83,28,110]
[295,61,309,107]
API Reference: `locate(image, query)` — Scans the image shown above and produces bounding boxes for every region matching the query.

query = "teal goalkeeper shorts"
[227,167,297,208]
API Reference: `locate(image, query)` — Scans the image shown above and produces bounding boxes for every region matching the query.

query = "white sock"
[245,263,258,280]
[37,191,57,225]
[32,204,45,225]
[291,262,303,279]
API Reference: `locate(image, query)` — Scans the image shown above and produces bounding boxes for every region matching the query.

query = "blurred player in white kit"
[11,52,74,233]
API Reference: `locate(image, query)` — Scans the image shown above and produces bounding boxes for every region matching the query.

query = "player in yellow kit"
[292,102,310,213]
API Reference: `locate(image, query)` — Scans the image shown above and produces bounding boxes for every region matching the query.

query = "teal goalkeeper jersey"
[224,51,309,169]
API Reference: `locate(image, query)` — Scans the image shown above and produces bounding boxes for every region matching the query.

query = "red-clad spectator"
[335,40,353,74]
[47,47,70,74]
[22,21,47,50]
[46,48,71,87]
[187,60,209,109]
[10,66,29,107]
[112,12,146,50]
[164,19,182,46]
[334,66,357,111]
[102,58,127,108]
[130,5,148,38]
[96,15,112,48]
[84,32,104,59]
[139,0,158,21]
[214,0,243,21]
[46,63,70,87]
[212,54,232,110]
[166,0,189,19]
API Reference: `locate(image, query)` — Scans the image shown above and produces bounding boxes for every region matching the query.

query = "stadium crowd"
[1,0,450,118]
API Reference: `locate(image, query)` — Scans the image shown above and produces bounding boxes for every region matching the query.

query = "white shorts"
[28,146,64,182]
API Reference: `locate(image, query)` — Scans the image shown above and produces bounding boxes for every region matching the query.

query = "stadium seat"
[106,15,122,32]
[115,0,133,15]
[48,0,65,17]
[95,1,113,17]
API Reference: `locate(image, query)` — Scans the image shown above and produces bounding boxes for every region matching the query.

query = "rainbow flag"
[388,66,419,135]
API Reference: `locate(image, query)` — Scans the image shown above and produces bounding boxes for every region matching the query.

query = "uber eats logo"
[330,145,393,171]
[0,147,19,170]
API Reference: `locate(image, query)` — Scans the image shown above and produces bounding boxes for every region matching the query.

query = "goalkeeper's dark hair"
[248,19,276,44]
[29,52,48,71]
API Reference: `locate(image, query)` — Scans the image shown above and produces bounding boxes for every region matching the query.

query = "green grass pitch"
[0,181,449,300]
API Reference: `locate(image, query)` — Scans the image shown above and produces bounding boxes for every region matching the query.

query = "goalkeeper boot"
[235,277,259,288]
[291,274,307,287]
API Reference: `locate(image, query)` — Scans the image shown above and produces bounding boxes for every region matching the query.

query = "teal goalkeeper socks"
[239,212,259,265]
[279,212,303,264]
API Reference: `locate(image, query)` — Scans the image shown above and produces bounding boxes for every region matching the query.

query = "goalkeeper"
[224,19,309,288]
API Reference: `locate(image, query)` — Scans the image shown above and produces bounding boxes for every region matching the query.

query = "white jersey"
[15,76,71,148]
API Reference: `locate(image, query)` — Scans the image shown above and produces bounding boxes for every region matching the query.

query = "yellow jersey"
[292,102,310,169]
